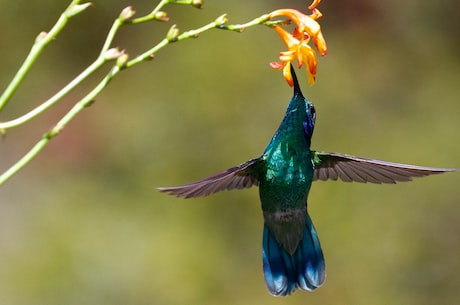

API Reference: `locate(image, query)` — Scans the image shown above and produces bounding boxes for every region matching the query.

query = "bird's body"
[158,67,456,296]
[257,81,324,295]
[259,81,315,256]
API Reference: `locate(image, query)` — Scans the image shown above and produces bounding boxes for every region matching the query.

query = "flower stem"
[0,4,276,186]
[0,58,106,130]
[218,14,271,32]
[0,65,120,186]
[0,0,88,111]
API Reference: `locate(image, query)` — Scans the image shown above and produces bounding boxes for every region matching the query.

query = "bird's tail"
[262,213,325,296]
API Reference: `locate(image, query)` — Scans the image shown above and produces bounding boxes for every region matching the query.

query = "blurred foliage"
[0,0,459,304]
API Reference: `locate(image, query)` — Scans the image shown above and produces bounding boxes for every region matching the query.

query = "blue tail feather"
[262,213,325,296]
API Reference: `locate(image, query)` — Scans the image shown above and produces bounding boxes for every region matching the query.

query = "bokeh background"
[0,1,459,304]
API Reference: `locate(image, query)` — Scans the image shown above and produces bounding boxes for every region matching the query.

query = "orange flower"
[270,26,319,86]
[268,0,327,86]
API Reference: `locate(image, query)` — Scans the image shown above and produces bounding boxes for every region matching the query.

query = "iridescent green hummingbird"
[158,66,456,296]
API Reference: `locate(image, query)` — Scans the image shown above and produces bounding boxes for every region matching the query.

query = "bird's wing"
[312,151,457,184]
[157,158,261,198]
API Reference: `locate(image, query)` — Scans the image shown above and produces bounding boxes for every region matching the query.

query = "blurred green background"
[0,0,459,304]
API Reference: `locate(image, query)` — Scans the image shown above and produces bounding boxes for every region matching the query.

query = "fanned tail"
[262,213,325,296]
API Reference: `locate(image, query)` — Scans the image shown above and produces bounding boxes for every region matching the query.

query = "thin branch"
[0,0,91,111]
[0,1,276,186]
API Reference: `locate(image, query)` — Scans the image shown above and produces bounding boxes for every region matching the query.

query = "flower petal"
[279,50,296,62]
[313,31,327,56]
[270,62,284,70]
[273,25,298,49]
[307,0,321,10]
[283,63,294,87]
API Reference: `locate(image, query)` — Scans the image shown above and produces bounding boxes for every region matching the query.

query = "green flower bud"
[166,25,180,42]
[120,6,136,21]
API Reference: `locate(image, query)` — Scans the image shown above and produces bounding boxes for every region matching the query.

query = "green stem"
[0,58,106,130]
[0,65,121,186]
[219,14,271,32]
[0,0,85,111]
[0,8,275,186]
[0,5,127,130]
[126,13,271,67]
[128,0,169,24]
[0,136,48,186]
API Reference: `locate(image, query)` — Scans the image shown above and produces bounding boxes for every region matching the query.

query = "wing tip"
[156,186,193,198]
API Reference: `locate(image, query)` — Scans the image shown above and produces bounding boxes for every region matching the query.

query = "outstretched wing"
[157,158,261,198]
[312,151,457,184]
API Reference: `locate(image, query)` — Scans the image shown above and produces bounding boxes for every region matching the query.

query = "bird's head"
[290,65,316,143]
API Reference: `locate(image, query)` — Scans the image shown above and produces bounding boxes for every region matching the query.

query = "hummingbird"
[158,66,456,296]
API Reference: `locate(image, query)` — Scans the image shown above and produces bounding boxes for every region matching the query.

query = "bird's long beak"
[290,64,303,98]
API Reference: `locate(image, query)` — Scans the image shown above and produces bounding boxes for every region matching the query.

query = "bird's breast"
[259,142,314,213]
